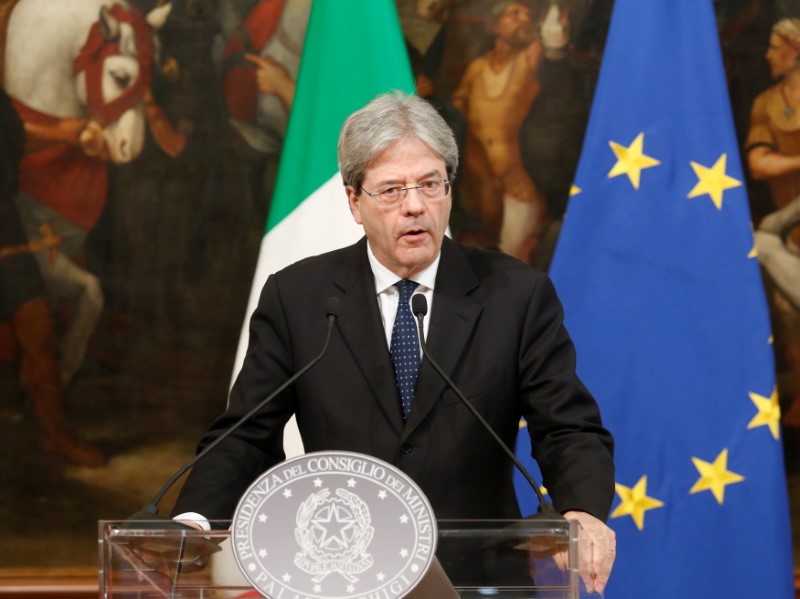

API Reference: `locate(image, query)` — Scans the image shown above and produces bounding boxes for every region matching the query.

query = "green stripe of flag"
[266,0,415,231]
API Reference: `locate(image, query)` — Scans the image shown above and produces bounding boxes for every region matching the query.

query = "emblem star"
[687,153,741,210]
[347,584,355,592]
[283,488,293,499]
[313,584,321,593]
[399,514,409,524]
[378,490,387,500]
[400,548,409,558]
[282,573,291,582]
[311,504,358,551]
[258,549,268,558]
[347,478,357,488]
[748,387,781,440]
[377,572,386,582]
[258,513,267,523]
[608,132,660,190]
[610,475,664,530]
[313,477,323,488]
[689,449,744,505]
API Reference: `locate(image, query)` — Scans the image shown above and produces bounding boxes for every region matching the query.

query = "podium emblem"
[294,487,374,581]
[232,451,437,599]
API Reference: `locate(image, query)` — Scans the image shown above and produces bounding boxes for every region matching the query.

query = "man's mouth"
[401,228,427,240]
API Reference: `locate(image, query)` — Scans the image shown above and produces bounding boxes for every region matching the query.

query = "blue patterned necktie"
[390,280,421,420]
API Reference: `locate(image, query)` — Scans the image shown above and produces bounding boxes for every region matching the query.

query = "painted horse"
[2,0,184,384]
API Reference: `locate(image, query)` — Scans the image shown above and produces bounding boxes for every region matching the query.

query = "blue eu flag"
[518,0,795,596]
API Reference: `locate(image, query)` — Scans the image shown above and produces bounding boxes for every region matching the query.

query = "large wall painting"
[1,0,799,577]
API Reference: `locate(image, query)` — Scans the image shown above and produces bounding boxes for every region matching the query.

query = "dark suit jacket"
[173,237,614,523]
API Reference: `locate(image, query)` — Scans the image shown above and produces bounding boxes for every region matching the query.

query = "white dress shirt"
[366,242,439,353]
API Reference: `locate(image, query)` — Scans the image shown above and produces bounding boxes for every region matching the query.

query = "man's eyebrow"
[418,170,444,180]
[374,170,443,185]
[372,178,404,187]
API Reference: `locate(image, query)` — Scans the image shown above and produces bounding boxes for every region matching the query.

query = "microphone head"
[411,293,428,317]
[325,296,342,318]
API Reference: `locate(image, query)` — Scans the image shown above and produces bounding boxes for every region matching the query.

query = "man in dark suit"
[173,91,615,592]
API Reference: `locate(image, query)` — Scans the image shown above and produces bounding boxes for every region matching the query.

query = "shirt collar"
[366,242,440,294]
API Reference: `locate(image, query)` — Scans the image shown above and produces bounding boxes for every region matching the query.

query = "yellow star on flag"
[608,132,660,190]
[689,449,744,505]
[610,475,664,530]
[687,153,741,210]
[569,184,582,197]
[747,387,781,440]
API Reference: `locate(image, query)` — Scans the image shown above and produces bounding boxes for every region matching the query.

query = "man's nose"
[401,187,426,213]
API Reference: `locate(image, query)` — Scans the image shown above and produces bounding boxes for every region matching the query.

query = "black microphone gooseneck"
[410,294,560,518]
[129,297,342,523]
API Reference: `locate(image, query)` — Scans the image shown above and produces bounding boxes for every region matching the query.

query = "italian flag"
[232,0,415,455]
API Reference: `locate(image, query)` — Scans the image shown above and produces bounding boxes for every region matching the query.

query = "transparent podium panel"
[436,519,599,599]
[100,518,600,598]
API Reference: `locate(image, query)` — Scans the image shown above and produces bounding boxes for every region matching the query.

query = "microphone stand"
[411,294,561,519]
[116,300,341,581]
[126,305,339,525]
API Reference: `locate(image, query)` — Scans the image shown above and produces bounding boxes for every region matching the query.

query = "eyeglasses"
[360,178,450,207]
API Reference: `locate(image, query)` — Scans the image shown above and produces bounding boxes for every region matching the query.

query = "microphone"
[410,294,560,518]
[126,296,342,526]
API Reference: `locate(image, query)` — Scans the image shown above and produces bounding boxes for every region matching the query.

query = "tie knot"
[395,279,419,301]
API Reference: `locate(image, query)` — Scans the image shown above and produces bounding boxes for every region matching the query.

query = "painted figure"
[747,18,800,211]
[452,1,563,263]
[0,88,106,467]
[221,0,309,155]
[747,18,800,425]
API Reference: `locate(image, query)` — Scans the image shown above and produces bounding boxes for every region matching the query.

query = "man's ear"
[346,186,363,224]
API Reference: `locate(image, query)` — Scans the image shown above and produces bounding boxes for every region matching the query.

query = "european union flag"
[536,0,795,596]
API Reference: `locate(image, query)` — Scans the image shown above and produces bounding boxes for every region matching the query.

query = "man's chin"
[394,248,437,276]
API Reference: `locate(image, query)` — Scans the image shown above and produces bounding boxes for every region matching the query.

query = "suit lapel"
[403,238,482,438]
[333,238,404,435]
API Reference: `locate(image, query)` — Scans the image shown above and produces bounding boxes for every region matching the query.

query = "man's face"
[766,33,800,79]
[347,137,451,279]
[493,2,536,46]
